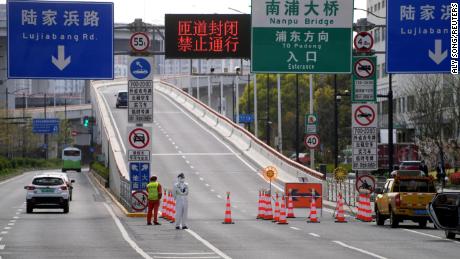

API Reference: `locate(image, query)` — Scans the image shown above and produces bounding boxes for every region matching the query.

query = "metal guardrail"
[120,177,132,211]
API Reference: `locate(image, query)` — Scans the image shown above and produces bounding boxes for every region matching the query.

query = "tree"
[405,74,451,168]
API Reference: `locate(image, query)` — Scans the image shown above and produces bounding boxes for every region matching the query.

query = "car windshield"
[64,150,80,156]
[118,92,127,98]
[393,180,435,193]
[401,162,419,166]
[32,177,64,186]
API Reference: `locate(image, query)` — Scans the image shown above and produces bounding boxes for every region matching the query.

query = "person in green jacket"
[146,175,162,225]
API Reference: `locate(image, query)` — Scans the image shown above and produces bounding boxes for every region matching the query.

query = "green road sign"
[251,0,353,74]
[352,56,377,103]
[305,113,318,134]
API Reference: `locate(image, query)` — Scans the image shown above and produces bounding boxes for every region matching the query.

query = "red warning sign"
[353,104,376,127]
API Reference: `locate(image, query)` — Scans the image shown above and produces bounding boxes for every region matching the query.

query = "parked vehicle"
[378,143,419,170]
[428,192,460,239]
[115,90,128,108]
[399,161,422,171]
[62,147,81,172]
[25,174,70,213]
[374,170,436,228]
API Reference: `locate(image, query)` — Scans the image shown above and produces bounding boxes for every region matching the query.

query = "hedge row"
[90,161,109,180]
[0,157,61,176]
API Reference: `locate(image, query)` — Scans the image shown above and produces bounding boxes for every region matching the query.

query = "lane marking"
[9,220,16,223]
[290,227,301,231]
[175,146,179,149]
[0,244,5,250]
[0,231,7,234]
[309,233,320,237]
[185,229,231,259]
[100,92,126,154]
[210,189,215,192]
[195,172,200,175]
[7,223,14,226]
[157,90,283,192]
[4,227,11,230]
[333,241,387,259]
[403,229,460,244]
[0,172,29,186]
[15,212,20,215]
[199,177,204,181]
[85,173,152,259]
[13,217,19,219]
[172,142,176,145]
[190,166,195,169]
[186,161,190,164]
[205,184,210,187]
[0,237,2,241]
[217,195,222,199]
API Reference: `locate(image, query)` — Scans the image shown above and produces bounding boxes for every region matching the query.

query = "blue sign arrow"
[386,0,451,73]
[7,1,114,79]
[129,162,150,191]
[130,58,151,79]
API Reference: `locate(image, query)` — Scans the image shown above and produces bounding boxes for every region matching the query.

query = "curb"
[88,171,151,218]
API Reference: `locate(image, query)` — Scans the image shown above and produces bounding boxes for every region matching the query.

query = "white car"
[24,174,70,213]
[47,172,75,201]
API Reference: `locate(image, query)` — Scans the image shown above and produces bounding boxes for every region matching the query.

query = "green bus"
[62,147,82,172]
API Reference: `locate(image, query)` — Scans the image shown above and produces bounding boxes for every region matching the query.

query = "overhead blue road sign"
[33,118,60,134]
[129,162,150,191]
[7,1,114,79]
[238,114,254,124]
[386,0,451,73]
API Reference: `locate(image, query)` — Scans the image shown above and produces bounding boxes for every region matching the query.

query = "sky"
[1,0,368,24]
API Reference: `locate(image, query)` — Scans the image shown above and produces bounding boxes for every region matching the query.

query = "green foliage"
[0,156,61,177]
[239,74,352,164]
[90,161,109,180]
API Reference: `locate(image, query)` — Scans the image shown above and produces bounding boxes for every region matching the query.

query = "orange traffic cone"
[277,195,288,224]
[257,190,264,219]
[160,189,167,218]
[264,192,273,220]
[308,193,319,223]
[223,192,234,224]
[163,191,171,221]
[170,194,176,223]
[362,193,373,222]
[287,194,296,218]
[273,193,280,222]
[356,192,365,221]
[335,192,347,223]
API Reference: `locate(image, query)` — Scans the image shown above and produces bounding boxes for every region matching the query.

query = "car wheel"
[63,201,69,213]
[77,169,81,173]
[418,219,427,228]
[62,169,65,172]
[446,230,456,239]
[116,104,119,108]
[390,208,399,228]
[26,203,33,213]
[70,193,72,201]
[375,206,385,226]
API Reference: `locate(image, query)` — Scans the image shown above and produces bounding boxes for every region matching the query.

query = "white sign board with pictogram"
[356,174,376,193]
[354,31,374,52]
[127,127,152,150]
[131,190,148,211]
[354,58,375,79]
[352,104,378,171]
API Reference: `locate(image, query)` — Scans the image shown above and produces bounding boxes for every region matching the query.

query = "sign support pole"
[207,76,211,107]
[220,76,224,115]
[388,74,394,172]
[254,75,258,138]
[334,75,338,169]
[277,74,282,152]
[236,76,239,124]
[266,74,270,146]
[309,75,314,169]
[295,74,300,162]
[44,93,48,160]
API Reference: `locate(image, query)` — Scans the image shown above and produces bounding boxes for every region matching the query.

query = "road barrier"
[223,192,234,224]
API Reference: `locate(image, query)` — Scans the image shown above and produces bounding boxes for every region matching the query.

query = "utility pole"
[44,93,48,160]
[295,74,300,162]
[266,74,270,146]
[64,99,67,145]
[334,75,338,169]
[247,73,251,132]
[388,74,394,171]
[5,87,9,158]
[22,92,26,157]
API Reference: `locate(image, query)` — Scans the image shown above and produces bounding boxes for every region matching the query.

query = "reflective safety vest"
[146,182,160,200]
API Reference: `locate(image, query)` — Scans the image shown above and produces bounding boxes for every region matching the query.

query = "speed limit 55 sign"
[130,32,150,52]
[304,134,320,149]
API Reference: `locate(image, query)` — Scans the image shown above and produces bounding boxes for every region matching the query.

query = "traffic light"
[83,116,89,127]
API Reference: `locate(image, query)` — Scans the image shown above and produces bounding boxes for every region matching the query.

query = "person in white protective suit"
[174,173,189,230]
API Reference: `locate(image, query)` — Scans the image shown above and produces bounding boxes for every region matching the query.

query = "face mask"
[179,178,185,183]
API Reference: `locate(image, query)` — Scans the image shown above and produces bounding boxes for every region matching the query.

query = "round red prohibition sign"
[356,175,376,193]
[129,128,150,149]
[354,105,376,126]
[354,31,374,52]
[354,58,375,79]
[130,32,150,52]
[131,191,148,211]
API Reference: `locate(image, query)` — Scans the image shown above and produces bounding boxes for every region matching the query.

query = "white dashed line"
[185,160,190,164]
[172,142,175,145]
[1,231,7,234]
[333,241,387,259]
[403,229,460,244]
[13,217,19,219]
[0,237,2,242]
[168,138,172,141]
[7,223,14,226]
[4,227,11,230]
[217,195,222,199]
[210,189,215,192]
[290,227,301,231]
[15,212,20,215]
[0,244,5,250]
[195,172,200,175]
[309,233,320,237]
[17,209,22,212]
[205,184,210,187]
[190,166,194,169]
[182,156,186,159]
[199,177,204,181]
[9,220,16,223]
